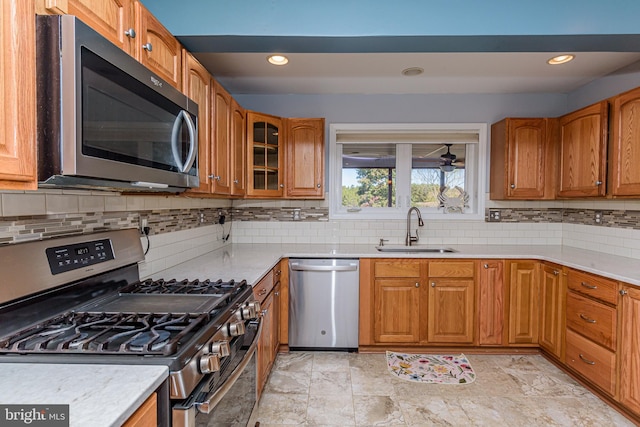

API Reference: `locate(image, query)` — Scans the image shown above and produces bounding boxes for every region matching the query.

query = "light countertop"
[151,243,640,287]
[0,363,167,427]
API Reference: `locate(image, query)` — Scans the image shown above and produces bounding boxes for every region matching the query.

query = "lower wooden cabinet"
[506,260,540,345]
[619,284,640,415]
[255,266,280,396]
[122,393,157,427]
[539,263,566,360]
[478,260,505,345]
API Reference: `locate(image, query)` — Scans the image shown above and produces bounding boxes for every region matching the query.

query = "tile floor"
[255,351,635,426]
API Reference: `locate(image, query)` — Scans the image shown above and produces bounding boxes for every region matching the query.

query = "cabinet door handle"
[579,314,596,324]
[257,289,267,296]
[510,184,515,189]
[124,28,136,39]
[274,291,280,296]
[430,282,436,287]
[620,289,628,296]
[578,354,596,365]
[142,43,153,51]
[580,281,597,290]
[595,181,603,186]
[553,270,560,276]
[261,309,268,316]
[483,264,489,269]
[415,283,420,288]
[233,179,239,184]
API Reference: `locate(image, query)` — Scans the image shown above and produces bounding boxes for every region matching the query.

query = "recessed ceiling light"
[267,54,289,66]
[547,54,575,65]
[401,67,424,76]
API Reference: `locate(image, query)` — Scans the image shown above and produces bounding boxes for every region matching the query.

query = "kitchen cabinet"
[426,261,475,344]
[122,393,157,427]
[230,99,247,197]
[564,268,618,396]
[247,112,284,197]
[610,86,640,197]
[539,263,566,360]
[182,51,212,194]
[619,284,640,415]
[211,80,232,195]
[0,0,37,190]
[255,264,282,396]
[373,260,423,343]
[136,2,182,89]
[506,261,540,345]
[557,101,608,198]
[490,118,557,200]
[478,260,505,346]
[40,0,137,57]
[285,118,325,198]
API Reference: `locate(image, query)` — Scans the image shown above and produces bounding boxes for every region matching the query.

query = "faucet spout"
[405,207,424,246]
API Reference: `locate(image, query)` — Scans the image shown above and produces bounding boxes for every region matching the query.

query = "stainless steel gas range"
[0,229,261,427]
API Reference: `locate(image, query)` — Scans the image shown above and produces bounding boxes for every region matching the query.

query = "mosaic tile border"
[485,207,640,230]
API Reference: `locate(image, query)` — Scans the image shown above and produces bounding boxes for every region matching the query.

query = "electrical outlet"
[488,210,501,222]
[140,218,148,234]
[594,211,602,224]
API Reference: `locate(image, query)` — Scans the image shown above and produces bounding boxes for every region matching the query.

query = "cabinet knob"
[274,291,280,296]
[261,309,268,316]
[124,28,136,39]
[142,43,153,52]
[280,184,284,188]
[415,283,420,288]
[620,289,628,296]
[431,282,436,287]
[208,174,221,181]
[483,264,489,269]
[553,270,560,276]
[317,184,321,188]
[233,179,239,184]
[510,184,516,189]
[595,181,603,186]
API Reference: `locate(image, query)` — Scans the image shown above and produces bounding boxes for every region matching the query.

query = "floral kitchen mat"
[386,351,476,384]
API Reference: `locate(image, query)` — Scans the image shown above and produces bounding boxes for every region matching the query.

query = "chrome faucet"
[405,207,424,246]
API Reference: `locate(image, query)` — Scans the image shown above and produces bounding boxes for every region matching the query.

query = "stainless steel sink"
[375,245,458,253]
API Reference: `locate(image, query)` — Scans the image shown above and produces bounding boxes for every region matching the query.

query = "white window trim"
[329,122,487,220]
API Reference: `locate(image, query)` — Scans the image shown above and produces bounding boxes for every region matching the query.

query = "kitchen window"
[329,123,487,220]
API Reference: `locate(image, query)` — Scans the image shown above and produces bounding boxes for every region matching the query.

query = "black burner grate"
[119,278,247,296]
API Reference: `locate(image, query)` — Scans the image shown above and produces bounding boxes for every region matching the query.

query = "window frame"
[329,122,487,220]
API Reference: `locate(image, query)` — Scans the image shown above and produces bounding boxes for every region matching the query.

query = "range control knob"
[236,305,257,321]
[209,341,230,357]
[226,321,246,337]
[199,354,221,374]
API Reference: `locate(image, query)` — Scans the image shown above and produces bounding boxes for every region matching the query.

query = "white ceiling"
[193,51,640,95]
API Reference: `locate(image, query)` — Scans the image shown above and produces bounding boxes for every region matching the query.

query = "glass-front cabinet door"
[247,112,284,197]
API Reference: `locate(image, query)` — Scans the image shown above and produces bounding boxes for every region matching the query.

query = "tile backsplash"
[2,190,640,262]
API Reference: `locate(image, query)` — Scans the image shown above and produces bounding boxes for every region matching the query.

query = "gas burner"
[120,278,247,296]
[0,311,210,356]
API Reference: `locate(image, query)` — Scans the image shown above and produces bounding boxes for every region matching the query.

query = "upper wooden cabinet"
[230,100,247,197]
[136,2,182,89]
[610,87,640,197]
[182,51,212,195]
[42,0,137,57]
[557,101,608,198]
[0,0,37,190]
[490,118,557,200]
[211,80,232,195]
[247,112,284,197]
[285,118,325,198]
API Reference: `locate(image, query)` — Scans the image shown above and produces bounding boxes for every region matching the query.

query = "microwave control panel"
[46,239,115,275]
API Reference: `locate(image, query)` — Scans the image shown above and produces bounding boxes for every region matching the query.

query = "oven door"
[172,320,261,427]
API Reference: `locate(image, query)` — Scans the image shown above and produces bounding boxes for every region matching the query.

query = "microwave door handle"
[171,110,197,173]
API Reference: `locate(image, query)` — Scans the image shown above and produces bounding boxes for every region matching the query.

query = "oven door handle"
[195,319,262,414]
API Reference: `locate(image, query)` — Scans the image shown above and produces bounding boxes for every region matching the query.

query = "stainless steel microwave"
[36,15,199,192]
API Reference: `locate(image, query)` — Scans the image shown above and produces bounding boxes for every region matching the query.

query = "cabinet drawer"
[567,270,618,305]
[566,291,616,350]
[428,261,475,278]
[253,269,274,303]
[565,329,616,395]
[374,261,421,278]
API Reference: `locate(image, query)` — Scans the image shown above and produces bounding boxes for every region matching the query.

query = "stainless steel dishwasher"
[288,258,359,350]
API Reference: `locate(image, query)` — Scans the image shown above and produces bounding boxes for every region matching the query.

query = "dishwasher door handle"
[290,263,358,272]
